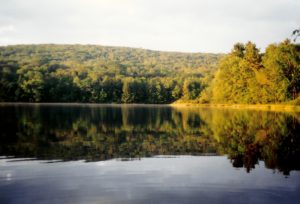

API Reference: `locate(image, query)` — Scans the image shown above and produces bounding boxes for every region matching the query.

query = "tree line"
[0,40,299,104]
[0,44,220,103]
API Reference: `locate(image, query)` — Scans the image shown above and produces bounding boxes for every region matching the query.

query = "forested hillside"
[0,41,299,104]
[0,44,221,103]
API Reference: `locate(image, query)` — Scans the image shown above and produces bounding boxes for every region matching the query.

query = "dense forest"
[0,40,299,104]
[0,44,220,103]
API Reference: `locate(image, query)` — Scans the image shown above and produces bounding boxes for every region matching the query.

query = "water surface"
[0,104,299,203]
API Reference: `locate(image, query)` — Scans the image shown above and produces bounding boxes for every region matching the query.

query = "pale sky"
[0,0,299,53]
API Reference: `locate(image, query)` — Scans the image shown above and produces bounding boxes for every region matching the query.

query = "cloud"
[0,25,15,34]
[0,0,299,52]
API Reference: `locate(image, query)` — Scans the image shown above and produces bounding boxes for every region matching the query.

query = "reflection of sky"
[0,156,300,204]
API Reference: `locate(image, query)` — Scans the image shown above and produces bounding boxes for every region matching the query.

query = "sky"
[0,0,299,53]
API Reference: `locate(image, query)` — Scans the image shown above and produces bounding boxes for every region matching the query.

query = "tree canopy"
[205,40,300,104]
[0,44,221,103]
[0,41,299,104]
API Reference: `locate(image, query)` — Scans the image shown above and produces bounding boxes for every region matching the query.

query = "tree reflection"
[197,109,300,175]
[0,105,299,175]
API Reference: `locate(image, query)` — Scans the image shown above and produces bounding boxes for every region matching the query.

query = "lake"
[0,104,299,204]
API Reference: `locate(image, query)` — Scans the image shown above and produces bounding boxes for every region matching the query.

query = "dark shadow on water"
[0,104,300,175]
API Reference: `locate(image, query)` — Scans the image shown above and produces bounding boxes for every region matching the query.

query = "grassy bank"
[170,102,300,112]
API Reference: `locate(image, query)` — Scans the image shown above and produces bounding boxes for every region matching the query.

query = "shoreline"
[170,103,300,112]
[1,102,300,112]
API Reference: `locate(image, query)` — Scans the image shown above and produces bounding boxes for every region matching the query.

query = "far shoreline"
[1,102,300,112]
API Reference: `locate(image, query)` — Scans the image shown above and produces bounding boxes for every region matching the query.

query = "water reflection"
[0,104,299,175]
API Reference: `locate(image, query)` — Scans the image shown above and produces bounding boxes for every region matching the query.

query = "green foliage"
[0,40,299,104]
[0,59,19,101]
[183,78,202,100]
[0,44,221,103]
[121,78,136,103]
[211,40,300,104]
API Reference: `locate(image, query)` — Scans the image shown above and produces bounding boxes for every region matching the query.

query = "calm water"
[0,104,300,204]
